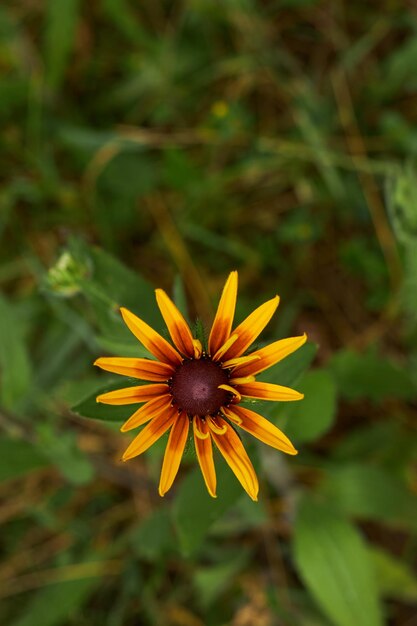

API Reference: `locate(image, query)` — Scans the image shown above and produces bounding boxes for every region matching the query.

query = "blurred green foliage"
[1,1,417,625]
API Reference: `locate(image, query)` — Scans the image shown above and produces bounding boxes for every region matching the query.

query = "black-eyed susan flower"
[95,272,306,501]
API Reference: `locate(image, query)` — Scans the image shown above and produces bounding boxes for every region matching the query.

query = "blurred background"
[1,1,417,625]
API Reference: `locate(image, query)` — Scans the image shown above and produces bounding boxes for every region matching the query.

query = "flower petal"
[122,406,177,460]
[223,405,297,455]
[211,419,259,501]
[159,412,189,496]
[155,289,195,358]
[222,354,261,369]
[121,395,173,432]
[229,376,256,385]
[232,334,307,377]
[193,339,203,359]
[96,383,169,405]
[207,416,228,434]
[218,384,241,402]
[208,271,238,356]
[94,357,174,381]
[193,417,216,498]
[120,307,182,366]
[213,334,239,361]
[238,381,303,401]
[221,296,280,360]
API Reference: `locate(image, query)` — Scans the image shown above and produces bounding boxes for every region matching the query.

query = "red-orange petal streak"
[159,412,189,496]
[155,289,195,358]
[97,383,169,405]
[211,418,259,501]
[238,381,303,402]
[121,395,173,432]
[223,405,297,455]
[122,406,177,460]
[208,271,238,356]
[120,307,182,366]
[193,417,217,498]
[221,296,279,360]
[94,357,174,381]
[232,334,307,377]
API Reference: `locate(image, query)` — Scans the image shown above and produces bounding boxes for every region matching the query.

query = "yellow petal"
[159,412,189,496]
[120,307,182,366]
[193,339,203,359]
[232,334,307,377]
[212,333,238,361]
[96,383,169,405]
[121,395,173,432]
[193,417,217,498]
[218,384,241,402]
[193,417,210,439]
[222,354,261,369]
[238,381,304,401]
[208,271,238,356]
[207,416,228,434]
[229,375,256,385]
[122,407,177,460]
[211,419,259,501]
[155,289,195,358]
[221,296,280,361]
[94,357,174,381]
[223,405,297,455]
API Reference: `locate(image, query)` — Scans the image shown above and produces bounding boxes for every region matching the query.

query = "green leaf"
[0,436,49,481]
[319,463,417,531]
[282,369,337,443]
[12,577,98,626]
[173,274,190,321]
[194,548,250,608]
[370,546,417,603]
[293,494,383,626]
[44,0,81,90]
[329,348,415,403]
[38,428,95,485]
[88,246,159,326]
[172,459,247,557]
[71,380,139,422]
[131,507,177,561]
[0,295,32,411]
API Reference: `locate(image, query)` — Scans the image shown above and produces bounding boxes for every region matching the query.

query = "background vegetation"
[1,1,417,625]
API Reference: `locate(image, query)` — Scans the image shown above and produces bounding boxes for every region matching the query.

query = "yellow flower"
[95,272,306,501]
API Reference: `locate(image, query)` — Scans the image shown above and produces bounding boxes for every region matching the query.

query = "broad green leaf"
[370,546,417,603]
[282,369,337,443]
[173,459,247,557]
[71,380,140,422]
[12,577,98,626]
[83,244,163,331]
[319,463,417,531]
[293,495,383,626]
[38,428,95,485]
[96,336,151,358]
[0,437,49,481]
[173,274,190,321]
[0,295,32,411]
[131,507,177,561]
[194,548,250,608]
[44,0,81,90]
[329,348,415,403]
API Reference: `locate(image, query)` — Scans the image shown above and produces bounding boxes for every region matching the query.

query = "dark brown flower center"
[169,358,231,417]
